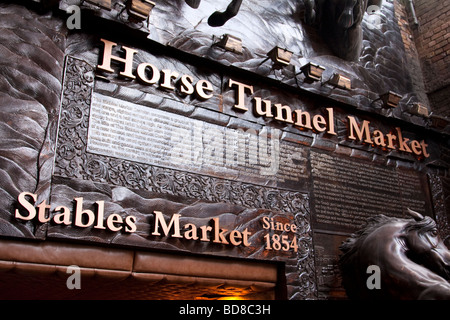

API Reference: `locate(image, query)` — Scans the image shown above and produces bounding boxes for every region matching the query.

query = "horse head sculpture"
[339,209,450,300]
[304,0,383,61]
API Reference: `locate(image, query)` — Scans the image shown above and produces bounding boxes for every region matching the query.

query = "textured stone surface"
[0,4,65,238]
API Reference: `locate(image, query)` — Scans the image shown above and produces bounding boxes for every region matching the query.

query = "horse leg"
[208,0,243,27]
[185,0,201,9]
[304,0,317,25]
[337,0,358,28]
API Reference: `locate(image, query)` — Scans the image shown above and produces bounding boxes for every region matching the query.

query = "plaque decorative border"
[428,174,450,244]
[54,56,317,299]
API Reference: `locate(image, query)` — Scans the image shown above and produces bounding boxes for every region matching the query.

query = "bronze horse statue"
[339,209,450,300]
[339,209,450,299]
[184,0,383,61]
[304,0,383,61]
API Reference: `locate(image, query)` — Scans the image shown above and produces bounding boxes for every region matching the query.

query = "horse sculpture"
[304,0,383,61]
[183,0,382,61]
[339,209,450,300]
[185,0,243,27]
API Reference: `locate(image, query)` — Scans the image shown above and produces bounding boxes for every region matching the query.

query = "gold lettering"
[373,130,386,147]
[347,116,373,144]
[195,79,214,99]
[179,74,195,95]
[293,109,312,130]
[326,108,337,135]
[212,217,229,244]
[261,216,297,233]
[37,199,51,223]
[241,228,252,247]
[95,40,431,160]
[152,211,182,238]
[411,140,422,156]
[53,206,72,225]
[262,216,271,229]
[199,225,212,242]
[136,62,160,84]
[273,103,294,123]
[253,97,273,118]
[386,132,397,149]
[396,127,412,153]
[160,69,179,90]
[184,223,199,240]
[74,197,95,228]
[312,114,327,132]
[15,192,37,221]
[14,191,137,232]
[421,140,430,158]
[106,213,123,232]
[94,200,106,230]
[124,216,137,233]
[275,221,284,231]
[228,79,254,111]
[97,39,137,79]
[229,230,242,246]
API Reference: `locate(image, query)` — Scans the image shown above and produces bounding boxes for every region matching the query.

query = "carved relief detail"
[428,174,450,244]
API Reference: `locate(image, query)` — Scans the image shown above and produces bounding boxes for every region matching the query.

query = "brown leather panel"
[0,239,133,271]
[0,239,277,284]
[134,251,277,282]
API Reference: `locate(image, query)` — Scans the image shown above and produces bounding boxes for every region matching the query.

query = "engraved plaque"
[87,93,308,185]
[311,151,432,231]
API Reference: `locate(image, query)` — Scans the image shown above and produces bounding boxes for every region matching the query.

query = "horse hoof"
[185,0,201,9]
[207,12,228,27]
